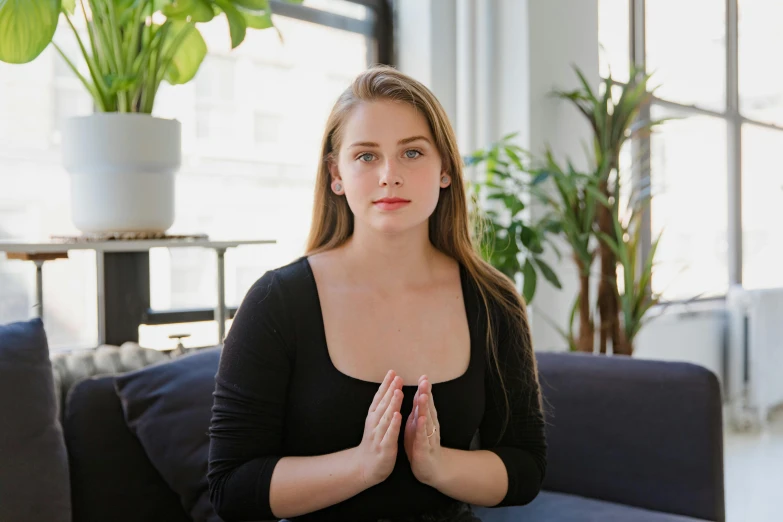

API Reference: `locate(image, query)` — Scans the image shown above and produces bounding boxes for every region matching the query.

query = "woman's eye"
[405,149,422,159]
[358,153,374,162]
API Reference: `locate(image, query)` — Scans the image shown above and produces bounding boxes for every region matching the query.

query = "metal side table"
[0,238,276,345]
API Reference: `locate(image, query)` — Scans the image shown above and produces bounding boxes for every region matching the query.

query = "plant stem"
[53,42,105,111]
[142,22,170,113]
[80,0,106,76]
[106,0,128,111]
[131,23,161,112]
[84,0,116,72]
[139,1,158,113]
[125,0,148,78]
[63,8,109,111]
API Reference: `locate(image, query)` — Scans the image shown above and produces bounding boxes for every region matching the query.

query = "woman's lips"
[373,200,410,211]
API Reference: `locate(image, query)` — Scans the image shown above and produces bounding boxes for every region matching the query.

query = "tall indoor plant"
[0,0,298,234]
[544,66,665,355]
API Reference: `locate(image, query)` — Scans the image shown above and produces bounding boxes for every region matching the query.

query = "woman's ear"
[327,157,340,181]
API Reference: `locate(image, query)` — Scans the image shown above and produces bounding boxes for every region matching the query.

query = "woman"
[207,65,546,522]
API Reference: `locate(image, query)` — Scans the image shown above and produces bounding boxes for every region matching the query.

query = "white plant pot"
[62,113,181,234]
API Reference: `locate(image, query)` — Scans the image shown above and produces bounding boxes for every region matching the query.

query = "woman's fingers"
[406,388,420,429]
[419,380,436,436]
[429,387,439,424]
[422,379,438,423]
[417,408,428,442]
[369,370,395,413]
[374,375,401,415]
[377,388,402,434]
[381,411,402,446]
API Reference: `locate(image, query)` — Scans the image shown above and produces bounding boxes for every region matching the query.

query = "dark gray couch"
[63,350,724,522]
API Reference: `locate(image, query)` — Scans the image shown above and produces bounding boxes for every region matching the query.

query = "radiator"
[726,285,783,429]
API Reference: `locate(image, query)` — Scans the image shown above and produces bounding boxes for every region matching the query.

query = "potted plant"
[0,0,299,235]
[471,68,668,355]
[537,66,666,355]
[466,133,563,304]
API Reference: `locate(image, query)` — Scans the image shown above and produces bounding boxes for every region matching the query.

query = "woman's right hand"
[354,370,404,487]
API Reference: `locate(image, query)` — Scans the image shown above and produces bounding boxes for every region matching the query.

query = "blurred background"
[0,1,781,519]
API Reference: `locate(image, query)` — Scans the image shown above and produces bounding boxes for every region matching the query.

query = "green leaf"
[0,0,60,64]
[504,146,525,170]
[534,257,562,289]
[504,195,526,217]
[233,0,268,7]
[214,0,247,48]
[519,225,535,248]
[63,0,75,14]
[239,4,273,28]
[104,73,138,95]
[596,231,621,259]
[163,21,207,84]
[522,259,537,304]
[162,0,215,22]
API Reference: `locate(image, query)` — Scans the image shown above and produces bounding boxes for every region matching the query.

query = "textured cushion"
[51,342,171,421]
[0,318,71,522]
[474,491,711,522]
[114,347,222,522]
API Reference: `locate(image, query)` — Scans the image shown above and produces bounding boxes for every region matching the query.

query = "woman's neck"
[338,227,445,290]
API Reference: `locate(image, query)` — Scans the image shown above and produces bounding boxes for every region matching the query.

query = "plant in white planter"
[0,0,300,234]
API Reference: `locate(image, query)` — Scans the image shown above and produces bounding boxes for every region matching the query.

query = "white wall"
[395,0,457,126]
[396,0,599,352]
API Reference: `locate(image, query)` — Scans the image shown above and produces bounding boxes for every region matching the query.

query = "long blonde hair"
[305,65,541,437]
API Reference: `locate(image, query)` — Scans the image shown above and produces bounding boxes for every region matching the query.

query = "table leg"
[215,248,227,343]
[96,251,106,345]
[34,260,45,319]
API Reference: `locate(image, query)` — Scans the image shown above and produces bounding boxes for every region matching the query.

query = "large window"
[0,0,391,350]
[599,0,783,300]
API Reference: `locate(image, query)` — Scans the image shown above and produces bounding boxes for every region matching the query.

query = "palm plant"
[553,65,664,355]
[597,201,663,351]
[529,150,608,352]
[0,0,300,113]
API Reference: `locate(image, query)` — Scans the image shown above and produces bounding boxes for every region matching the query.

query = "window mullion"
[630,0,652,285]
[726,0,742,287]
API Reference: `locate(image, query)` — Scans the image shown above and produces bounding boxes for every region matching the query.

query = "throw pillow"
[114,346,222,522]
[0,318,71,522]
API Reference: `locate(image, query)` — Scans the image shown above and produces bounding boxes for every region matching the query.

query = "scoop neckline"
[300,255,476,389]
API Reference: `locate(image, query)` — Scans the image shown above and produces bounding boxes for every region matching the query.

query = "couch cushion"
[0,318,71,522]
[64,374,191,522]
[474,491,711,522]
[114,347,222,522]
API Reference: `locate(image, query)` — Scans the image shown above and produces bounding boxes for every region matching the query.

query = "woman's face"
[330,99,450,235]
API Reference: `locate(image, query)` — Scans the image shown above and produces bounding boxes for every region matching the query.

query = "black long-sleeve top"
[208,256,546,521]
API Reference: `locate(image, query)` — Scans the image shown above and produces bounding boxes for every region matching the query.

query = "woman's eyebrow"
[347,136,431,148]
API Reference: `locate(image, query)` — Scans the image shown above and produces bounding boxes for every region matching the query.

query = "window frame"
[622,0,783,302]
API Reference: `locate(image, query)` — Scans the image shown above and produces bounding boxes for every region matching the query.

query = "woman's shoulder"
[241,256,314,308]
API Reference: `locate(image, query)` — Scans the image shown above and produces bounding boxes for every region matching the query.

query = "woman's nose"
[379,161,403,187]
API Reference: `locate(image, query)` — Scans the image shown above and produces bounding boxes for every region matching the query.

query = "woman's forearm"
[430,448,509,507]
[268,447,368,518]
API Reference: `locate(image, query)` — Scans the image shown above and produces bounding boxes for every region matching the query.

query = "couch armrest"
[535,352,725,522]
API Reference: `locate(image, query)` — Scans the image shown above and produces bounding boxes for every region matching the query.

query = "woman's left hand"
[404,375,443,487]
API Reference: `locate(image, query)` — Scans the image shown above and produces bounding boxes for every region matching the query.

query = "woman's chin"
[365,216,425,236]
